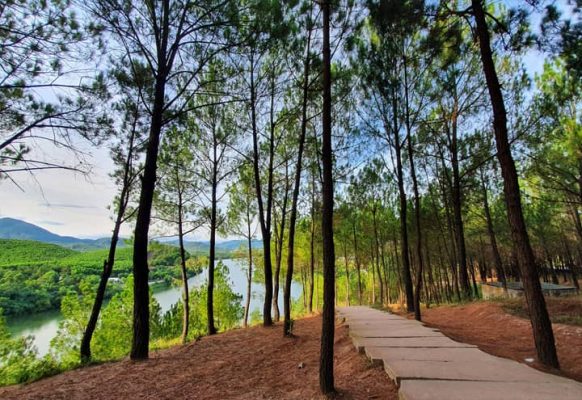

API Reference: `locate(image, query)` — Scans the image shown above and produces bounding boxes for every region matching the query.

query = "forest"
[0,0,581,395]
[0,239,200,316]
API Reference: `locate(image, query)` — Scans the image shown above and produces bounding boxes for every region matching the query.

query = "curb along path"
[337,306,582,400]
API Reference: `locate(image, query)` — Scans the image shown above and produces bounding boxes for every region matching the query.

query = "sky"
[0,1,567,239]
[0,142,125,239]
[0,136,218,241]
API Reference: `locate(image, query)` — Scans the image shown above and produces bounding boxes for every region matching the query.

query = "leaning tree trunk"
[319,0,335,393]
[472,0,559,369]
[81,123,136,362]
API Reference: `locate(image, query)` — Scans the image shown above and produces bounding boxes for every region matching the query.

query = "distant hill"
[165,239,262,254]
[0,239,77,267]
[215,239,263,251]
[0,217,261,254]
[0,217,121,251]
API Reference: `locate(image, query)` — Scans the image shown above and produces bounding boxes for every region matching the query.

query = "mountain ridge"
[0,217,260,252]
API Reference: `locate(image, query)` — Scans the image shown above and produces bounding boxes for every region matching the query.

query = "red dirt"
[0,315,397,400]
[418,302,582,382]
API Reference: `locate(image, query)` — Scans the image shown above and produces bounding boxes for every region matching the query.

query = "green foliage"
[0,0,110,178]
[0,308,60,386]
[159,261,243,339]
[0,240,192,316]
[0,239,76,267]
[52,277,163,365]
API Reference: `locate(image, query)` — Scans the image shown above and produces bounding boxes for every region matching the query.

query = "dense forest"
[0,239,199,316]
[0,0,580,394]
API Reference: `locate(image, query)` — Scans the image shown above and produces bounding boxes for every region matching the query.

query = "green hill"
[0,218,119,250]
[0,239,195,316]
[0,239,77,267]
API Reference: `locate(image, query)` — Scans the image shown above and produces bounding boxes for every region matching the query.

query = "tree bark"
[449,100,472,298]
[343,241,350,306]
[372,206,383,303]
[177,196,190,343]
[131,72,167,360]
[472,0,559,369]
[207,135,218,335]
[308,170,316,313]
[352,221,363,304]
[319,0,335,393]
[480,167,508,292]
[284,18,312,335]
[250,53,274,326]
[403,54,424,320]
[392,89,415,312]
[273,163,289,322]
[244,215,253,328]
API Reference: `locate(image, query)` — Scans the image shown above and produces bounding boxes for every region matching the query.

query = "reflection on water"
[6,259,302,356]
[6,309,63,356]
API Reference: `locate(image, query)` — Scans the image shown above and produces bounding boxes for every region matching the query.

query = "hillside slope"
[0,239,76,267]
[0,218,115,251]
[0,316,396,399]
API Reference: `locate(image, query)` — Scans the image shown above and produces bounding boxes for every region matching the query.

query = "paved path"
[337,306,582,400]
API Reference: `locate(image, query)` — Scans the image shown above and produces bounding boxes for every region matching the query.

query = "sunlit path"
[338,306,582,400]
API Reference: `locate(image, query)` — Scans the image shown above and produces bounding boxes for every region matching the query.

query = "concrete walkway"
[337,306,582,400]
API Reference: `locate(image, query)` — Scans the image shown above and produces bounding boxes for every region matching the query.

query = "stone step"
[338,306,582,400]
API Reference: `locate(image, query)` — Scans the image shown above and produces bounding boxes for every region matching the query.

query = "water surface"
[7,258,301,356]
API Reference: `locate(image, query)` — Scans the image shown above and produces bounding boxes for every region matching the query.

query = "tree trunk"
[284,18,312,335]
[273,163,290,322]
[472,0,559,369]
[250,54,273,326]
[343,241,350,306]
[207,141,218,335]
[353,221,363,304]
[438,163,462,301]
[481,167,508,292]
[392,90,414,312]
[308,170,316,313]
[131,73,167,360]
[244,217,253,328]
[450,101,471,299]
[403,55,424,320]
[177,199,190,343]
[562,235,579,291]
[372,205,384,304]
[319,0,335,392]
[81,124,136,362]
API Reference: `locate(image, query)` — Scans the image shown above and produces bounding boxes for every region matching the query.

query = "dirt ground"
[0,315,397,400]
[416,301,582,382]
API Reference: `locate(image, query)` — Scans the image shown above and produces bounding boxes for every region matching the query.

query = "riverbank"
[0,315,397,399]
[6,259,302,357]
[393,299,582,382]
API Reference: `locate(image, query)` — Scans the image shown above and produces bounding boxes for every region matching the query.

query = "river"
[6,259,302,356]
